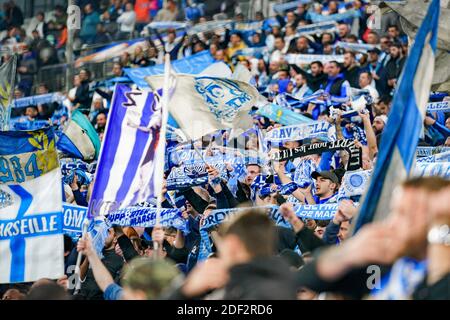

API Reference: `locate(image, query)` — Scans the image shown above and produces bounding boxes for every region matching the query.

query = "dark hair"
[360,71,372,81]
[316,220,330,228]
[27,282,69,300]
[379,94,392,105]
[329,60,341,70]
[219,208,275,258]
[63,234,74,254]
[345,34,358,42]
[344,51,356,58]
[310,61,323,68]
[388,25,399,31]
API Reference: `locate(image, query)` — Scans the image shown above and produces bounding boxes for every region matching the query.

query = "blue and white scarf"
[107,207,188,233]
[370,257,427,300]
[264,121,332,143]
[427,100,450,113]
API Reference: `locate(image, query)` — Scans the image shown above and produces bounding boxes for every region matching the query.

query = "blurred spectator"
[154,0,179,22]
[117,2,136,40]
[3,0,24,28]
[80,4,101,44]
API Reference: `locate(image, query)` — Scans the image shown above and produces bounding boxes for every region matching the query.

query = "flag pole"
[73,219,90,295]
[154,53,172,258]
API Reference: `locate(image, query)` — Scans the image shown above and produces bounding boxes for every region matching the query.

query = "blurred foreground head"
[218,208,275,267]
[121,258,182,300]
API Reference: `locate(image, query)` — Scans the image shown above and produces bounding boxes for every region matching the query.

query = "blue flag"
[353,0,440,233]
[0,128,64,283]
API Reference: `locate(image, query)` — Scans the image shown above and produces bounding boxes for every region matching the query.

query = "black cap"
[311,170,339,184]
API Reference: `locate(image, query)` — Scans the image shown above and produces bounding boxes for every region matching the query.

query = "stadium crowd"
[0,0,449,301]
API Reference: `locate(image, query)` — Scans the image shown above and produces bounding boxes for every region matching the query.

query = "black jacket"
[295,66,328,92]
[73,80,92,110]
[223,256,298,299]
[413,273,450,300]
[343,65,361,88]
[79,249,124,300]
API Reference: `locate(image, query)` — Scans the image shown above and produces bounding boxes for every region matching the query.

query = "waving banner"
[62,203,88,239]
[338,170,372,199]
[0,128,64,283]
[107,207,187,232]
[256,103,313,126]
[309,9,361,23]
[334,41,381,53]
[166,162,227,190]
[297,21,337,36]
[416,146,450,157]
[146,74,259,141]
[200,206,286,231]
[426,100,450,112]
[0,54,17,130]
[125,50,215,88]
[416,150,450,163]
[294,203,338,220]
[264,121,332,143]
[415,162,450,179]
[285,54,344,65]
[89,85,161,217]
[270,139,362,171]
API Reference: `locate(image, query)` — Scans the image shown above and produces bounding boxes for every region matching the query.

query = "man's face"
[296,37,308,51]
[79,70,88,81]
[315,176,335,197]
[96,114,107,128]
[359,73,370,88]
[214,50,225,61]
[322,34,332,45]
[327,63,340,77]
[230,34,241,46]
[445,117,450,129]
[445,137,450,147]
[387,187,429,257]
[314,226,326,239]
[375,101,389,115]
[389,46,400,58]
[84,4,92,14]
[278,71,289,80]
[380,37,391,51]
[343,53,354,68]
[37,85,48,95]
[295,74,305,87]
[269,61,279,74]
[26,107,38,118]
[93,99,103,110]
[286,12,295,23]
[274,38,285,51]
[388,27,398,39]
[310,63,322,76]
[338,24,348,38]
[328,1,338,13]
[245,165,261,185]
[283,141,300,149]
[112,64,122,76]
[368,52,379,63]
[168,32,176,43]
[367,33,378,45]
[372,118,385,134]
[104,228,116,249]
[337,221,351,242]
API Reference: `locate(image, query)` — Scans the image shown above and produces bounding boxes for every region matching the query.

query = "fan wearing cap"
[310,170,340,204]
[373,115,388,135]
